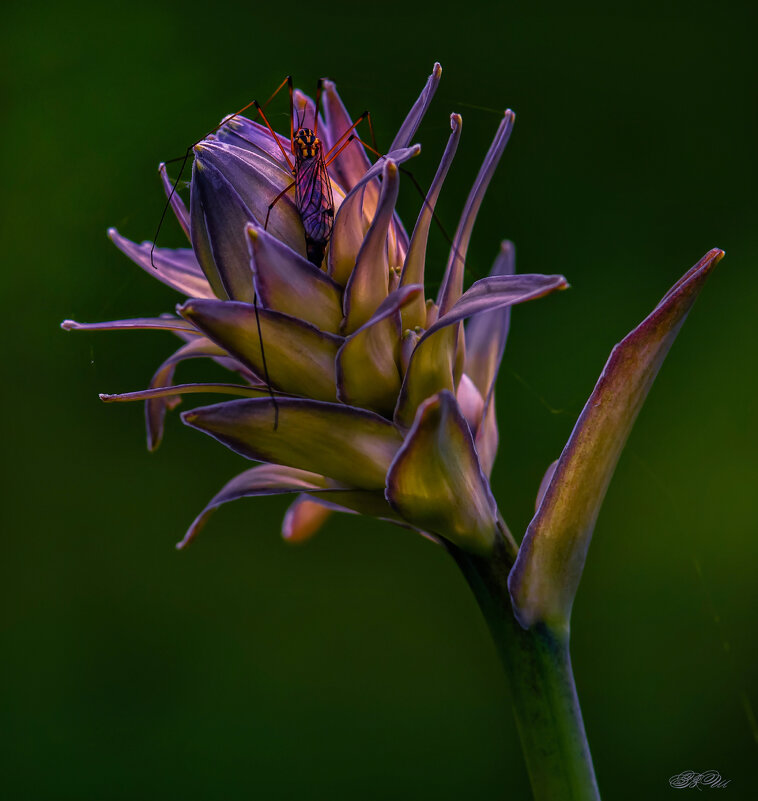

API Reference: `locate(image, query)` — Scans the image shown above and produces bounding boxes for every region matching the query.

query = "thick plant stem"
[451,543,600,801]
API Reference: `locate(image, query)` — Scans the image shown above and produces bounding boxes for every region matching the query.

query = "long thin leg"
[366,111,378,153]
[322,110,373,161]
[151,148,193,268]
[152,81,294,268]
[252,295,279,431]
[314,79,324,136]
[258,177,296,432]
[262,74,295,156]
[254,101,295,173]
[324,134,383,167]
[288,77,294,153]
[264,181,296,230]
[324,135,360,168]
[398,165,480,283]
[262,75,291,111]
[260,75,294,154]
[153,78,294,434]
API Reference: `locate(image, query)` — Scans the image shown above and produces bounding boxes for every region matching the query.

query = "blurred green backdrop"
[3,0,757,798]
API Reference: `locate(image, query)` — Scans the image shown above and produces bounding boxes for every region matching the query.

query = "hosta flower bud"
[64,65,567,555]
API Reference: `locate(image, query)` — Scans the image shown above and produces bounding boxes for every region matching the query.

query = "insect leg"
[324,132,388,167]
[321,110,374,162]
[256,178,296,432]
[263,180,296,231]
[399,167,454,248]
[152,92,289,268]
[324,115,473,280]
[326,133,477,284]
[323,135,363,168]
[365,111,379,154]
[254,101,295,173]
[313,79,324,137]
[399,165,481,284]
[252,295,279,431]
[151,147,193,268]
[260,75,295,155]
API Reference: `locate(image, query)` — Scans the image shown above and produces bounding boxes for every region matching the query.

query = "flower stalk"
[452,541,600,801]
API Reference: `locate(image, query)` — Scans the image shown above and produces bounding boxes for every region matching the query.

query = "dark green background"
[3,0,756,798]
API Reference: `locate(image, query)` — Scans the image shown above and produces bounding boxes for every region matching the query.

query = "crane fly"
[153,77,378,430]
[255,75,378,267]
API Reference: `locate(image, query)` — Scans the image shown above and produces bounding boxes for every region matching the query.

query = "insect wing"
[295,155,335,245]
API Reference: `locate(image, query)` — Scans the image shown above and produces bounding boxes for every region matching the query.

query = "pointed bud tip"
[60,319,77,330]
[174,530,194,550]
[176,301,196,321]
[701,248,725,275]
[433,63,442,77]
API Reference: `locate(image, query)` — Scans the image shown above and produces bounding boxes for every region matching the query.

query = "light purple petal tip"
[437,110,516,315]
[61,315,196,333]
[389,62,442,152]
[400,113,462,330]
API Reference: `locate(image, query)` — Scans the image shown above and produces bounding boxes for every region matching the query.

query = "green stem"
[451,543,600,801]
